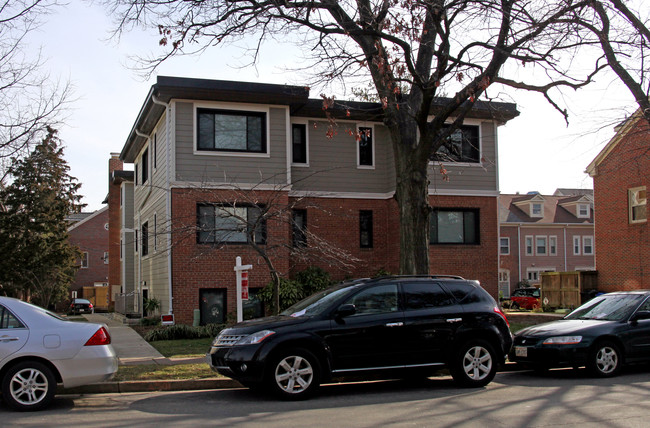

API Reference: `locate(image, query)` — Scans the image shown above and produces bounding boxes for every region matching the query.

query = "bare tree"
[0,0,71,178]
[106,0,615,275]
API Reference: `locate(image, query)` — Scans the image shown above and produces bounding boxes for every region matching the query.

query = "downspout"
[517,225,522,283]
[563,227,568,272]
[152,94,174,316]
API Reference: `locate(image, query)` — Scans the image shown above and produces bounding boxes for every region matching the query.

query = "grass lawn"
[114,363,220,382]
[148,337,214,358]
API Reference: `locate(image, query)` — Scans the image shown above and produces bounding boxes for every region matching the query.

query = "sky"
[26,1,637,211]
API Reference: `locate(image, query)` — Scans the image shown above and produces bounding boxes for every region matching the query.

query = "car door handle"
[0,336,20,342]
[385,322,404,327]
[446,318,462,323]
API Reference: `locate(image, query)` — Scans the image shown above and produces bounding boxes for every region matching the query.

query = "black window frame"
[197,203,267,245]
[292,123,307,164]
[430,208,480,245]
[197,108,267,153]
[358,126,373,167]
[141,147,149,184]
[431,124,480,164]
[134,163,138,186]
[142,221,149,256]
[292,209,307,247]
[359,210,373,248]
[153,133,157,169]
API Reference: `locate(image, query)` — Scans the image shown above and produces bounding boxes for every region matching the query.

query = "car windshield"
[280,282,361,317]
[565,294,645,321]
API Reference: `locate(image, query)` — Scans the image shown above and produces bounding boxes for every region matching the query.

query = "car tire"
[588,340,622,377]
[266,348,320,400]
[511,302,520,310]
[1,361,56,411]
[450,340,498,387]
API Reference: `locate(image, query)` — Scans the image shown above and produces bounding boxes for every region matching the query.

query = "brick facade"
[68,208,109,297]
[589,118,650,292]
[108,154,123,288]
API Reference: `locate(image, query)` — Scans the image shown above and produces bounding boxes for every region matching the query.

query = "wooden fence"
[540,271,598,309]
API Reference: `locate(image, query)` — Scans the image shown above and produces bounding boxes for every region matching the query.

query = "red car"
[510,288,541,310]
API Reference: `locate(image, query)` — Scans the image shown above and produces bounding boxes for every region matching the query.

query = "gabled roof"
[121,76,519,163]
[500,194,593,224]
[553,188,593,197]
[585,110,643,176]
[67,206,109,232]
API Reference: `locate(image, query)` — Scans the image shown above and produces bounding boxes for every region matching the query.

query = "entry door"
[0,305,29,364]
[199,289,226,325]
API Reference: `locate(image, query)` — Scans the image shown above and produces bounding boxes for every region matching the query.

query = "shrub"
[139,316,161,326]
[144,323,225,341]
[258,267,335,312]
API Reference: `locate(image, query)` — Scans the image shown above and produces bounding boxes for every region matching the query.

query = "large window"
[197,108,266,153]
[292,123,307,164]
[198,204,266,244]
[536,236,547,255]
[500,237,510,255]
[629,187,647,223]
[292,209,307,247]
[358,126,374,167]
[359,210,373,248]
[431,124,480,163]
[430,209,479,245]
[583,236,594,255]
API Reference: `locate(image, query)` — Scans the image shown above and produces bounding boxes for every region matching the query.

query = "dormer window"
[577,203,590,218]
[531,203,543,218]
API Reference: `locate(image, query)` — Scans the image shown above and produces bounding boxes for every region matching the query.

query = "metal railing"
[114,291,141,317]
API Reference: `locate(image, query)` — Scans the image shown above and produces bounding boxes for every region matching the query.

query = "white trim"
[577,203,590,218]
[531,202,544,218]
[429,120,483,167]
[525,235,534,256]
[171,181,292,192]
[81,251,89,269]
[356,123,376,169]
[582,235,594,255]
[192,101,271,158]
[153,212,158,253]
[549,235,558,256]
[67,206,109,232]
[429,189,500,197]
[573,235,581,255]
[499,237,510,255]
[290,118,310,167]
[535,235,548,256]
[629,186,647,224]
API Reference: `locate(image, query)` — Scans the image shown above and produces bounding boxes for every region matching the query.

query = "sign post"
[234,256,253,323]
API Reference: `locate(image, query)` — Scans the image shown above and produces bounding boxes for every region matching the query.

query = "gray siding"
[291,121,394,194]
[174,102,289,185]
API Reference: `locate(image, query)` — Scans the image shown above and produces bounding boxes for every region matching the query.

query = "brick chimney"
[107,153,123,289]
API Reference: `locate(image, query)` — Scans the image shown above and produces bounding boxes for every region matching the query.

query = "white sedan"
[0,296,118,411]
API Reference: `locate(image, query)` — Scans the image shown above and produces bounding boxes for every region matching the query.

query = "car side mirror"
[335,304,356,318]
[631,311,650,322]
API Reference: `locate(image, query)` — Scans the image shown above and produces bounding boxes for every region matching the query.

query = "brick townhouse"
[112,76,518,324]
[586,112,650,291]
[67,207,109,298]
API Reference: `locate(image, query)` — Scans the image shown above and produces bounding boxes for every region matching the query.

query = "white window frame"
[531,202,543,218]
[527,267,556,284]
[81,252,89,269]
[291,119,309,167]
[577,203,590,218]
[153,213,158,252]
[629,186,647,224]
[103,251,109,265]
[356,124,375,169]
[525,236,534,256]
[500,237,510,255]
[573,236,581,255]
[583,236,594,255]
[549,236,558,256]
[536,236,548,256]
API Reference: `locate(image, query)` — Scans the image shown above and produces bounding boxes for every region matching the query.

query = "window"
[142,222,149,256]
[531,203,543,217]
[197,108,266,153]
[0,306,25,329]
[153,133,157,169]
[134,163,138,186]
[525,236,534,256]
[573,236,581,255]
[292,123,307,164]
[578,204,590,218]
[120,187,123,206]
[536,236,547,255]
[500,237,510,255]
[549,236,557,256]
[527,270,539,282]
[154,213,158,252]
[358,126,374,167]
[359,210,373,248]
[430,209,479,244]
[120,239,123,260]
[403,281,455,310]
[345,284,399,315]
[135,229,139,253]
[198,204,266,244]
[292,209,307,247]
[583,236,594,255]
[431,124,480,163]
[104,251,109,265]
[81,252,89,268]
[629,187,647,223]
[141,147,149,184]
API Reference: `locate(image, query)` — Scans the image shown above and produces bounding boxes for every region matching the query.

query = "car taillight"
[494,306,510,327]
[89,303,93,309]
[85,326,111,346]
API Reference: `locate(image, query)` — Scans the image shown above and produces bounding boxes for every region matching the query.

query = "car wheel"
[450,340,497,387]
[267,348,320,399]
[588,341,622,377]
[1,361,56,411]
[511,302,520,310]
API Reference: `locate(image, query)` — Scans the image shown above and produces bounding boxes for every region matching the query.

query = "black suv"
[207,276,512,398]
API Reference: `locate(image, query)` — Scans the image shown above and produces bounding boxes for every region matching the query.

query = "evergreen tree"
[0,127,84,308]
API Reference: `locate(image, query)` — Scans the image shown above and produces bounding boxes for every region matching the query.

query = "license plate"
[515,346,528,357]
[78,308,86,312]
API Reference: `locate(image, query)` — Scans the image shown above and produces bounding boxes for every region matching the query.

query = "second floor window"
[142,221,149,256]
[432,124,480,163]
[81,252,89,268]
[500,237,510,255]
[430,208,479,245]
[583,236,594,255]
[197,108,266,153]
[292,124,307,164]
[141,147,149,184]
[629,187,647,223]
[198,204,266,244]
[536,236,547,255]
[358,127,373,167]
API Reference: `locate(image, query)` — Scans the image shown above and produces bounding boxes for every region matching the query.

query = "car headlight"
[543,336,583,345]
[236,330,275,345]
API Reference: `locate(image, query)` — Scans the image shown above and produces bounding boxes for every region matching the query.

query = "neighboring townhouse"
[498,191,595,297]
[114,76,518,324]
[586,113,650,292]
[67,207,109,298]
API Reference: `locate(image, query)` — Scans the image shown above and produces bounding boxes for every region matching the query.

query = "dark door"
[324,283,405,372]
[399,280,464,366]
[199,288,226,325]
